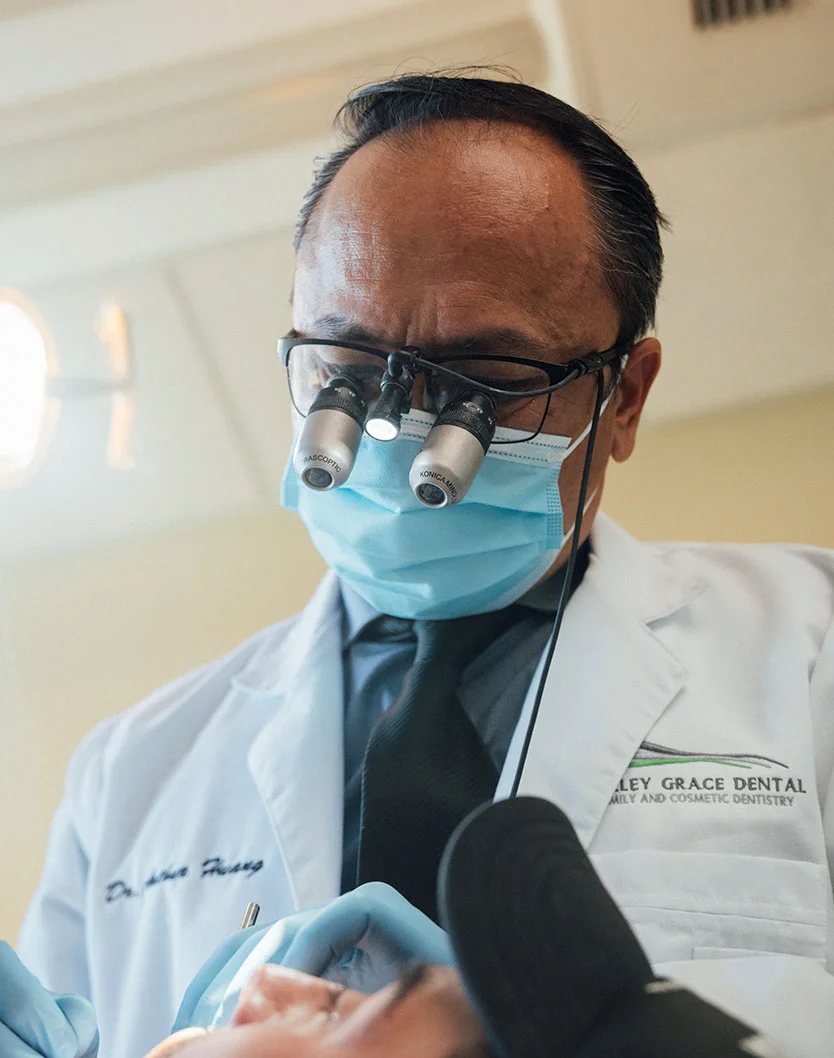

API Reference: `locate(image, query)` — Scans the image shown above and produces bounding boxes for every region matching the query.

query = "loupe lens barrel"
[293,378,366,490]
[409,392,496,507]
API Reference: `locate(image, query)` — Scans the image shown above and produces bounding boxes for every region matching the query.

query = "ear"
[610,337,661,463]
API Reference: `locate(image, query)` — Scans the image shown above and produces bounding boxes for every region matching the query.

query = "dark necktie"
[355,606,520,922]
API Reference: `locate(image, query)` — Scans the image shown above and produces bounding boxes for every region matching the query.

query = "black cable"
[509,368,607,797]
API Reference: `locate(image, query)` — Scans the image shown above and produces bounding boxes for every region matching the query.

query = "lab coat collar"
[245,572,345,910]
[590,512,706,626]
[496,512,706,849]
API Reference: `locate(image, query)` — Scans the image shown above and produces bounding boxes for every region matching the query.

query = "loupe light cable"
[509,368,606,797]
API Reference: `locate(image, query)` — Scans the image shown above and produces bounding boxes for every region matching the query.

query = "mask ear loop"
[508,367,608,797]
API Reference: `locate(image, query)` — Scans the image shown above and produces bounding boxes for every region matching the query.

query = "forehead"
[294,120,615,348]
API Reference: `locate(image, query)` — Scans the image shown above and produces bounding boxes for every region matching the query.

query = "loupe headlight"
[410,391,496,507]
[293,376,367,490]
[365,354,414,441]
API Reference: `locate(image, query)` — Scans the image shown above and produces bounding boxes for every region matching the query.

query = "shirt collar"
[340,579,383,647]
[515,562,570,615]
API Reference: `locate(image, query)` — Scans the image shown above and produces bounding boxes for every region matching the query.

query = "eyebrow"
[382,960,431,1017]
[300,314,563,360]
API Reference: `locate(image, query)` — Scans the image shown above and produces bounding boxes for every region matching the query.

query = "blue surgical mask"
[281,404,609,620]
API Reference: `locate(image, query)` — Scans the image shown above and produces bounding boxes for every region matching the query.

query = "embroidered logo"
[610,742,807,809]
[630,741,788,770]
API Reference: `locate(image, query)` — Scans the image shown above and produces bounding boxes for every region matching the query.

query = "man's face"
[147,963,488,1058]
[292,119,660,561]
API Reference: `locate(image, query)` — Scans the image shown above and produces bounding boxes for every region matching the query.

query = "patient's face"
[148,963,488,1058]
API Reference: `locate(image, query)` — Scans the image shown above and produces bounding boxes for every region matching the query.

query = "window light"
[0,290,57,486]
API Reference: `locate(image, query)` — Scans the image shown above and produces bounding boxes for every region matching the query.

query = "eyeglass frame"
[278,334,631,444]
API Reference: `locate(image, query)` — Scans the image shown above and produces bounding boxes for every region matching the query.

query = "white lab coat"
[17,514,834,1058]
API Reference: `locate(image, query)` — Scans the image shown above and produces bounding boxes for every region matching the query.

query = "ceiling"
[0,0,833,561]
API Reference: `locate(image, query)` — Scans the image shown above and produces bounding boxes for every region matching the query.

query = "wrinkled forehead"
[293,120,610,342]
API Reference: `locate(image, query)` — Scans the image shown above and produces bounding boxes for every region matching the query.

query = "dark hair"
[295,73,669,343]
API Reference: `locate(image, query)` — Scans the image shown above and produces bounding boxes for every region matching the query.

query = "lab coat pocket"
[590,850,828,965]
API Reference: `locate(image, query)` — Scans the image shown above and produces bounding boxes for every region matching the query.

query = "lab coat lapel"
[496,514,702,849]
[247,573,345,910]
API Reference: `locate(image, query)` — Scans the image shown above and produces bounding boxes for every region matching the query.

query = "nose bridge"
[410,371,429,412]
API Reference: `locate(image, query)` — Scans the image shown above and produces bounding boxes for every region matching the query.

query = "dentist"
[9,74,834,1058]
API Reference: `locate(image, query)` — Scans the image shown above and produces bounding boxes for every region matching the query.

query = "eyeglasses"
[278,334,629,443]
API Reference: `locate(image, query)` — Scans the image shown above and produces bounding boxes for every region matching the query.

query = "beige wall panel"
[605,385,834,547]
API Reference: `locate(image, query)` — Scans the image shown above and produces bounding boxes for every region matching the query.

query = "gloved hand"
[172,917,298,1032]
[174,883,453,1031]
[281,881,453,991]
[0,942,98,1058]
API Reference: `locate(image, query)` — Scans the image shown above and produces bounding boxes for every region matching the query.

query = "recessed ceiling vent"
[692,0,792,29]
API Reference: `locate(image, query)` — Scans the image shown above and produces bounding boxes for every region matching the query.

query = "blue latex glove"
[0,943,98,1058]
[174,883,452,1031]
[172,917,304,1032]
[281,883,453,990]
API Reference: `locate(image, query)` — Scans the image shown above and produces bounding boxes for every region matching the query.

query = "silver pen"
[239,901,260,930]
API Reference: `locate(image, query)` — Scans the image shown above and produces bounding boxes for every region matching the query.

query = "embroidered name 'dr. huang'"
[201,856,263,879]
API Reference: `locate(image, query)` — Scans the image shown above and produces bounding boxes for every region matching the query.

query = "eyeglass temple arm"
[565,344,628,378]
